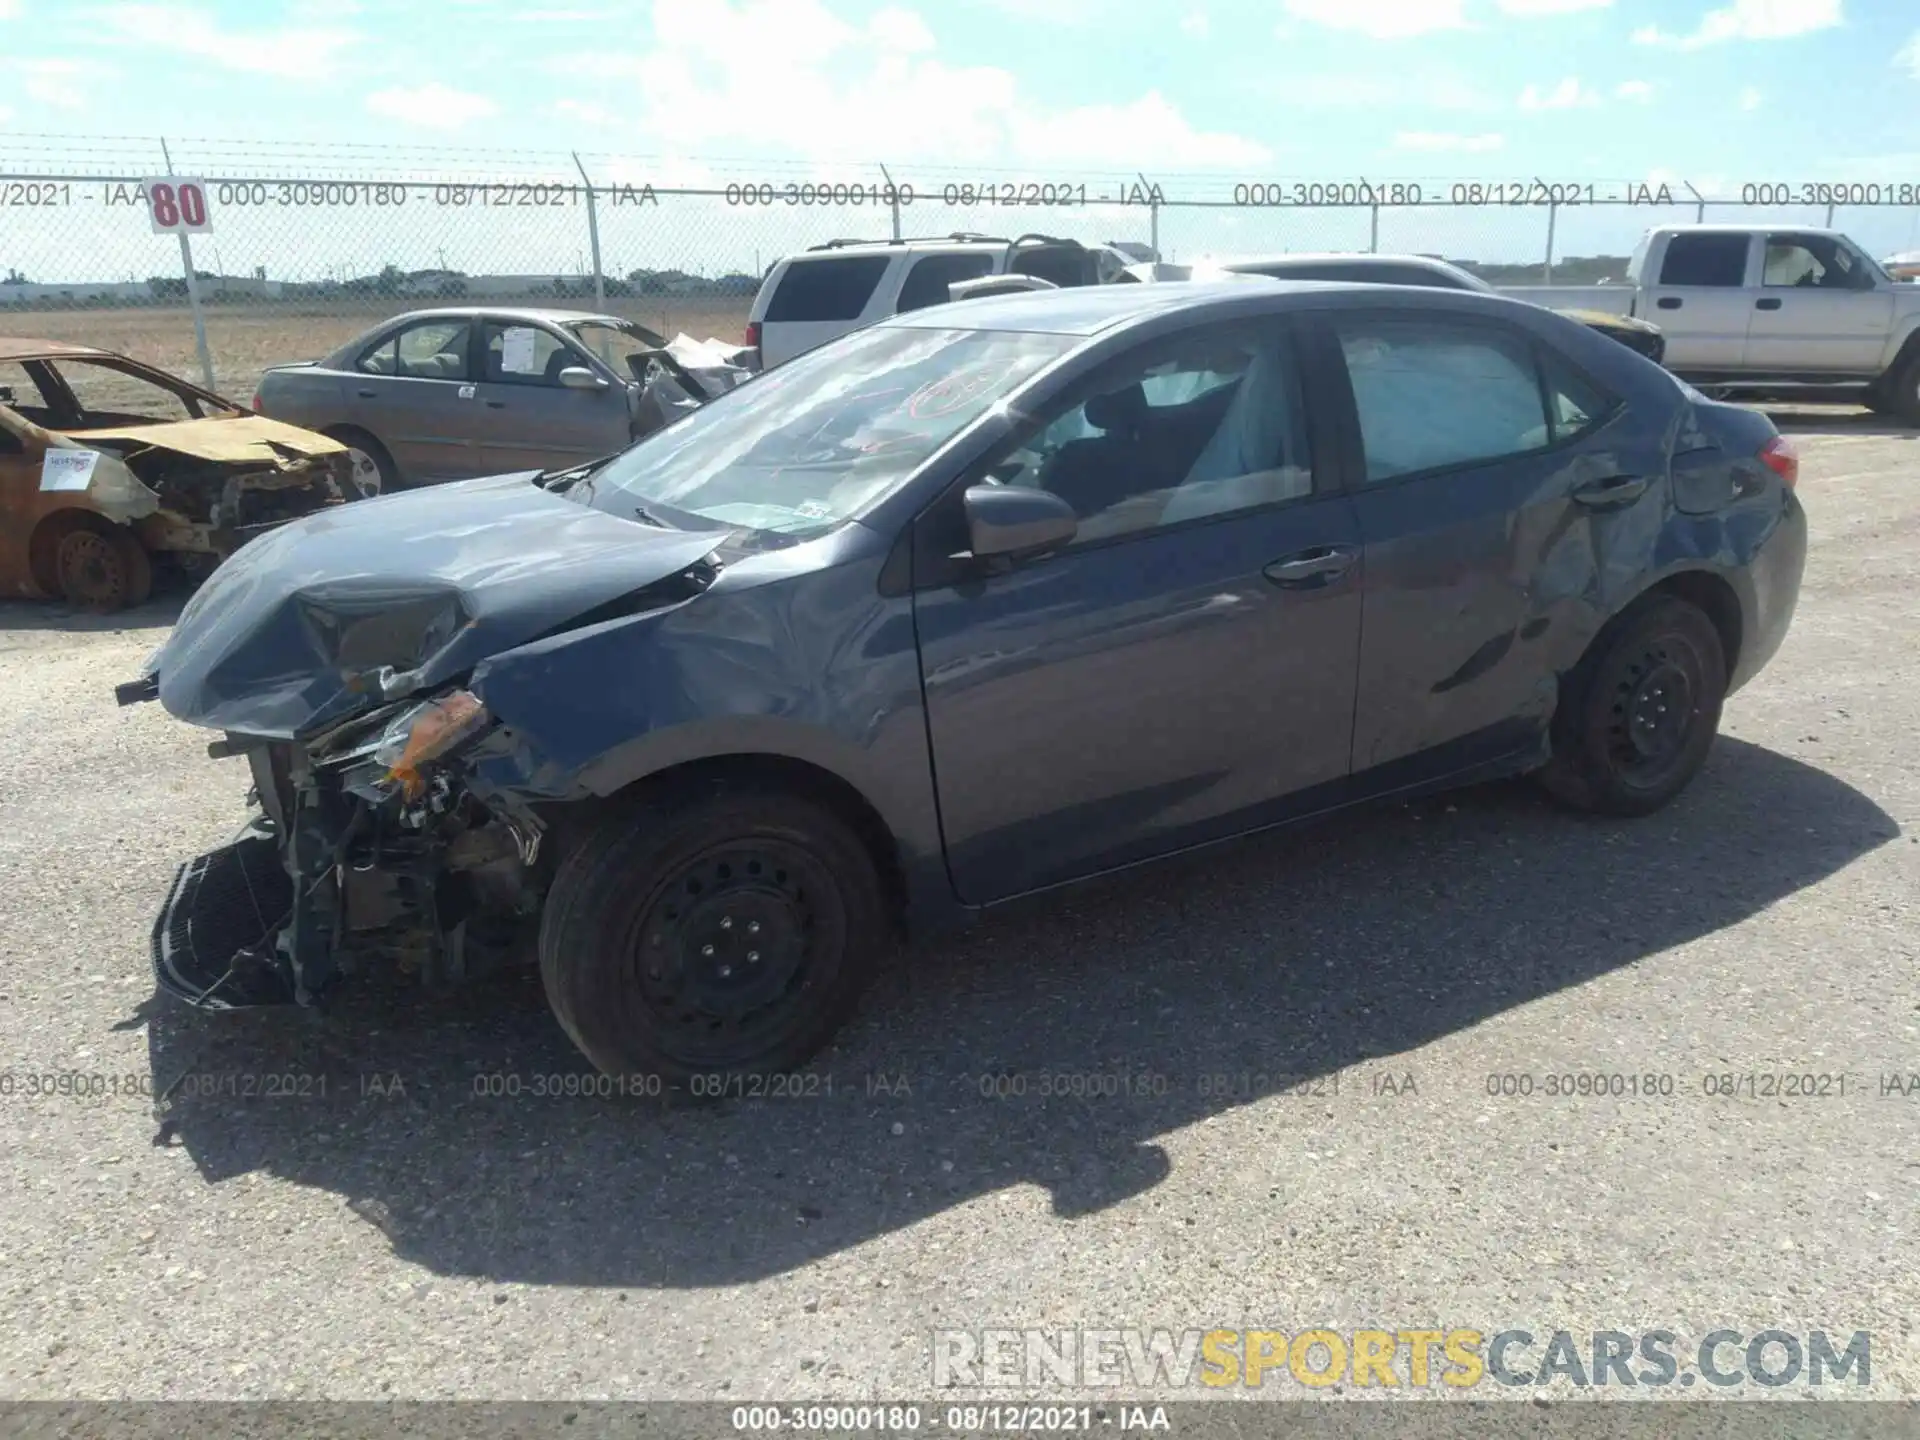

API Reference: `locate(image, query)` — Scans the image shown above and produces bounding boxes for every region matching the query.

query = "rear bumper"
[1729,488,1808,695]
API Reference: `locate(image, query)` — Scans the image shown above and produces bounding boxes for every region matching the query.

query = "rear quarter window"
[764,256,893,322]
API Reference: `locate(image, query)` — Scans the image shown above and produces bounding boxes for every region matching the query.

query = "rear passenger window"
[897,254,995,312]
[1658,234,1749,288]
[1540,352,1617,443]
[1335,317,1550,483]
[395,321,471,381]
[764,256,892,322]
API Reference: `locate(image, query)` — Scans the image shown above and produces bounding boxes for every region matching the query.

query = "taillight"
[250,392,262,412]
[1758,435,1798,489]
[743,321,761,350]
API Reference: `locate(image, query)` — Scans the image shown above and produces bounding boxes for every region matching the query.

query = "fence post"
[881,164,902,242]
[160,137,216,392]
[1684,181,1706,224]
[1369,202,1379,253]
[573,152,606,314]
[1544,199,1557,285]
[1825,201,1835,228]
[1137,173,1160,260]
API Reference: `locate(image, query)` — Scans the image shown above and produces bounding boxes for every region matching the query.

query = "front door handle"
[1263,545,1357,587]
[355,387,377,398]
[1571,475,1650,509]
[1656,296,1682,310]
[1755,297,1782,310]
[485,400,507,409]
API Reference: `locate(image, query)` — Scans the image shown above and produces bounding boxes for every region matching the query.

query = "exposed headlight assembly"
[367,690,491,799]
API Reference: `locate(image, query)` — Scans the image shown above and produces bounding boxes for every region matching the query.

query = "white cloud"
[1518,77,1601,109]
[1180,8,1210,36]
[559,0,1268,168]
[96,4,358,78]
[1633,0,1841,49]
[0,0,21,16]
[1283,0,1467,38]
[1739,86,1763,109]
[366,82,498,130]
[1614,79,1654,101]
[1394,130,1506,152]
[1896,32,1920,75]
[6,58,96,109]
[1496,0,1610,10]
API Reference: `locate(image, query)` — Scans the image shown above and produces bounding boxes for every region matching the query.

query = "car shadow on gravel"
[141,736,1897,1287]
[0,591,187,634]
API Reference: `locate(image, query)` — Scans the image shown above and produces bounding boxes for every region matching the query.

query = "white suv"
[745,233,1131,368]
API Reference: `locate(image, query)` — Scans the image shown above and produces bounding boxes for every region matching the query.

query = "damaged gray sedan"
[124,282,1806,1083]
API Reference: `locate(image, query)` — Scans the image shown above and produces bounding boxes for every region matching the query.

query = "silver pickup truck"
[1503,224,1920,420]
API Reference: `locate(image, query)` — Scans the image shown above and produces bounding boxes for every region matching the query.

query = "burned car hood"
[151,470,724,739]
[61,414,346,465]
[1557,308,1660,335]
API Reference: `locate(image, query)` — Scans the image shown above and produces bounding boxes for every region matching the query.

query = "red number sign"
[143,178,213,235]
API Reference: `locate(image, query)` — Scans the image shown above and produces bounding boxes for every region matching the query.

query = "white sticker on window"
[500,327,540,374]
[794,499,833,520]
[40,448,98,492]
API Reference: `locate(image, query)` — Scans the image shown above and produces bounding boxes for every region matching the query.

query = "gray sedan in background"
[253,307,668,490]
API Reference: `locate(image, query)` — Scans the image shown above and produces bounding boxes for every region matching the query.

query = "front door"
[468,320,633,474]
[1743,233,1896,374]
[912,317,1364,904]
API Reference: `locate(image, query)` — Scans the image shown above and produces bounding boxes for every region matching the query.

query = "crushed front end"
[142,690,546,1009]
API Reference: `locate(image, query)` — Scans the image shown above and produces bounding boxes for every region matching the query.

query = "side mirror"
[558,366,609,391]
[964,483,1076,563]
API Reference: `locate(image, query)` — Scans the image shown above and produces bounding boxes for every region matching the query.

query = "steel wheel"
[1606,646,1700,792]
[55,525,151,610]
[343,448,384,499]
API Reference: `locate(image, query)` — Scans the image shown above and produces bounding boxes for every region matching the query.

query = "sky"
[3,0,1920,278]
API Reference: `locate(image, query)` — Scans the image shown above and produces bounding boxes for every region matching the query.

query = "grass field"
[11,299,758,406]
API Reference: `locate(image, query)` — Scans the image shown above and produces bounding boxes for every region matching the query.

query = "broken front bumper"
[150,821,298,1008]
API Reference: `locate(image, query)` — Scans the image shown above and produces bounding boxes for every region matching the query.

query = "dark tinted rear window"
[1659,234,1749,287]
[765,256,891,322]
[897,253,995,311]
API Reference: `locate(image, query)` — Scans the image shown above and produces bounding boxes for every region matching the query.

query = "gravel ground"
[1,409,1916,1404]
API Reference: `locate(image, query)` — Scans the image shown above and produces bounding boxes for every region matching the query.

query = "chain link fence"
[5,134,1920,402]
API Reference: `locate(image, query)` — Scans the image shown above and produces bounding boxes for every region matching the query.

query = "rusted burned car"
[0,339,370,609]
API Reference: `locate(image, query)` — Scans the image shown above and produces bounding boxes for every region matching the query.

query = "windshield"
[566,319,665,377]
[573,324,1077,536]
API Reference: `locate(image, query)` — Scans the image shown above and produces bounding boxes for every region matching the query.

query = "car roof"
[882,278,1333,335]
[1220,252,1459,270]
[376,306,630,327]
[0,337,115,362]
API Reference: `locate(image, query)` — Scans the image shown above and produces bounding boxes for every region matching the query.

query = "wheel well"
[1644,570,1743,675]
[1881,328,1920,385]
[572,754,911,930]
[27,508,108,596]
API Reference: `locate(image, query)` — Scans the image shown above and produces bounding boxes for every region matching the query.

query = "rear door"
[912,315,1365,903]
[1640,232,1756,370]
[1744,233,1895,374]
[345,316,481,481]
[1317,309,1668,785]
[466,319,632,474]
[755,254,894,366]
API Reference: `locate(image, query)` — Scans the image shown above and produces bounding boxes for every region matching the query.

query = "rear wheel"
[53,519,152,611]
[1537,595,1727,817]
[539,786,887,1083]
[1882,353,1920,426]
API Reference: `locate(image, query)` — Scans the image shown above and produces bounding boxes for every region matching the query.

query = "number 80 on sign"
[143,178,213,235]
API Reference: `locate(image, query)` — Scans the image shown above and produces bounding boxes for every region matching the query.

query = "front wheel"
[539,786,887,1083]
[1536,595,1727,817]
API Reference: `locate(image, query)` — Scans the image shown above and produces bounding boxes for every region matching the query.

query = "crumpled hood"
[60,414,346,465]
[152,470,723,739]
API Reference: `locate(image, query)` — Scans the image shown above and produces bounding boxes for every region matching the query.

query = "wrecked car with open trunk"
[0,339,371,608]
[125,283,1805,1085]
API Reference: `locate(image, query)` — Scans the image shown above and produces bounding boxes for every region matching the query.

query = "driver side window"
[987,322,1314,546]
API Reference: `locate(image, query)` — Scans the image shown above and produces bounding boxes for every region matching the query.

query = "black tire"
[1882,352,1920,426]
[323,426,400,493]
[1536,594,1727,817]
[539,784,887,1083]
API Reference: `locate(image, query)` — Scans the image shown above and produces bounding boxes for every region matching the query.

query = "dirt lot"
[0,411,1916,1402]
[13,301,756,405]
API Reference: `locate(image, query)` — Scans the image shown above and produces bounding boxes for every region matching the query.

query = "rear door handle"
[355,387,377,398]
[485,400,507,409]
[1756,297,1782,311]
[1571,475,1650,509]
[1263,545,1357,587]
[1655,296,1682,310]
